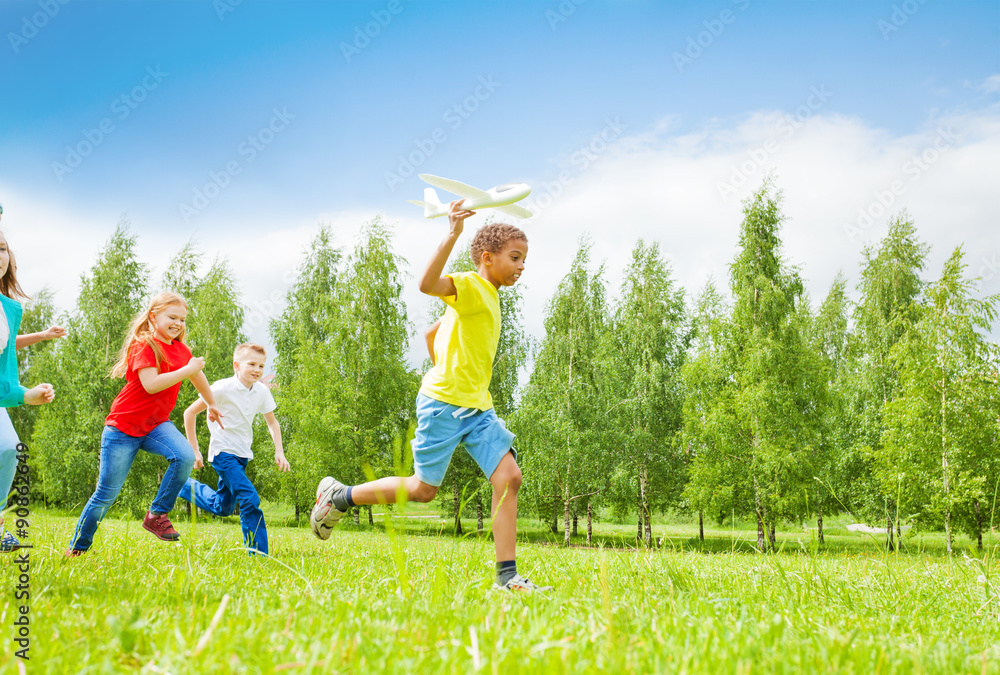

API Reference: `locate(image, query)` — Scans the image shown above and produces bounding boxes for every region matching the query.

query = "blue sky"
[1,0,998,361]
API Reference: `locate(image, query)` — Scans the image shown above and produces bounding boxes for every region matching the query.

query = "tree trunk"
[817,512,824,545]
[551,501,559,534]
[294,501,300,522]
[896,519,902,547]
[353,507,360,525]
[754,477,766,552]
[886,515,895,552]
[185,500,192,517]
[699,510,705,542]
[477,495,484,532]
[367,505,374,526]
[563,494,571,546]
[637,478,643,542]
[767,520,776,552]
[587,502,593,546]
[572,507,578,537]
[755,507,766,552]
[941,358,953,555]
[976,499,983,552]
[641,465,652,547]
[453,483,463,535]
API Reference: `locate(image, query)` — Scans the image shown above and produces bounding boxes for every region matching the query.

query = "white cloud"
[979,74,1000,94]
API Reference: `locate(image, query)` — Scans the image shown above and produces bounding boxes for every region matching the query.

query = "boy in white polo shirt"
[179,343,290,555]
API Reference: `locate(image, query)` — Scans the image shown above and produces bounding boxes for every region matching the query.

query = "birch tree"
[881,247,1000,553]
[605,240,689,546]
[514,238,609,545]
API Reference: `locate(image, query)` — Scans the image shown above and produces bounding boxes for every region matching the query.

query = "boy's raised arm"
[418,200,475,297]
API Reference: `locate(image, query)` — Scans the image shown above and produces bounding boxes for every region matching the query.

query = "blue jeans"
[179,452,268,555]
[0,409,20,515]
[69,422,194,551]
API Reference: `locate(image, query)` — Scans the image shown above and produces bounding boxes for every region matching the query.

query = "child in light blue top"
[0,216,64,551]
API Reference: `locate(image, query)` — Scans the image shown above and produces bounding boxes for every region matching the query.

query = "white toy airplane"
[408,174,533,220]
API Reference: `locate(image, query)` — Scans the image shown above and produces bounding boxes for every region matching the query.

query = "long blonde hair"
[110,292,188,379]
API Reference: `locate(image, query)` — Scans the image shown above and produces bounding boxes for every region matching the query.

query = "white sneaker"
[309,476,347,541]
[495,574,553,592]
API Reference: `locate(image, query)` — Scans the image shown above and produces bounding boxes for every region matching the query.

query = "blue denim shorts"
[412,394,516,487]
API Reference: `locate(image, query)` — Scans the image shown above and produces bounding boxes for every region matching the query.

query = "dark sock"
[332,485,355,512]
[496,560,517,586]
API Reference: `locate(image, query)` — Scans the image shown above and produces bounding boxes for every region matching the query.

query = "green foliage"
[881,246,1000,552]
[683,179,825,549]
[604,240,689,544]
[272,218,417,517]
[838,212,929,531]
[514,237,610,542]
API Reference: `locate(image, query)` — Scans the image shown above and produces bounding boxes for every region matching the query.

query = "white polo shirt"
[203,376,277,462]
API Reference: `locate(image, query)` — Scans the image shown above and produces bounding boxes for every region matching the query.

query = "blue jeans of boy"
[69,422,195,551]
[179,452,267,555]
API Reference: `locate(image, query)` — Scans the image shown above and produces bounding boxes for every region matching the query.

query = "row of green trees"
[13,180,999,553]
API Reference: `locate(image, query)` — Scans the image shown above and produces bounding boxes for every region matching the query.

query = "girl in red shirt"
[67,292,223,554]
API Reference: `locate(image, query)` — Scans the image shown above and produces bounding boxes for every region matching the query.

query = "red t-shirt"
[106,338,193,437]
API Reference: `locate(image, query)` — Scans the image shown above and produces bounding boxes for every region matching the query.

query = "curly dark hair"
[470,223,527,265]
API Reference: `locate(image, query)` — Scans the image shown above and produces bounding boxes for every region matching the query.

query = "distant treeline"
[14,179,998,554]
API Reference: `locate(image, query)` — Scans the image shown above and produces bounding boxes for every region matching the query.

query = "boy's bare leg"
[490,452,522,562]
[349,475,438,505]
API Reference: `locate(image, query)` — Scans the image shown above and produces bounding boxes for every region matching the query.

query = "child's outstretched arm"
[189,371,224,429]
[16,325,67,349]
[138,357,205,395]
[418,200,475,297]
[425,320,440,365]
[184,398,208,470]
[263,411,290,471]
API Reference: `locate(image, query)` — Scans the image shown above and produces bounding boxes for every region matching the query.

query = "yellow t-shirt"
[419,271,500,410]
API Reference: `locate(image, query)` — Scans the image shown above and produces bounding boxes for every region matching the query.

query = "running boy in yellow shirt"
[310,200,548,592]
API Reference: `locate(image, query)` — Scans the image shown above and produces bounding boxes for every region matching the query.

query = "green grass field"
[4,509,1000,674]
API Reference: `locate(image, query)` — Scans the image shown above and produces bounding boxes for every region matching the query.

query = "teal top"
[0,294,27,407]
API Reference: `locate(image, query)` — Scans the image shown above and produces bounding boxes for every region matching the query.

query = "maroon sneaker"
[64,549,85,558]
[142,512,181,542]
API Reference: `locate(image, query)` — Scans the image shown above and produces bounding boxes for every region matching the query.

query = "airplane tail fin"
[406,188,444,218]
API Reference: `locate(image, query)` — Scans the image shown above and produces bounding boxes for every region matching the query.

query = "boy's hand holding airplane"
[448,199,475,236]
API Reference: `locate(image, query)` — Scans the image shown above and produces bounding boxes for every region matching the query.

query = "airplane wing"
[419,174,490,200]
[494,203,534,220]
